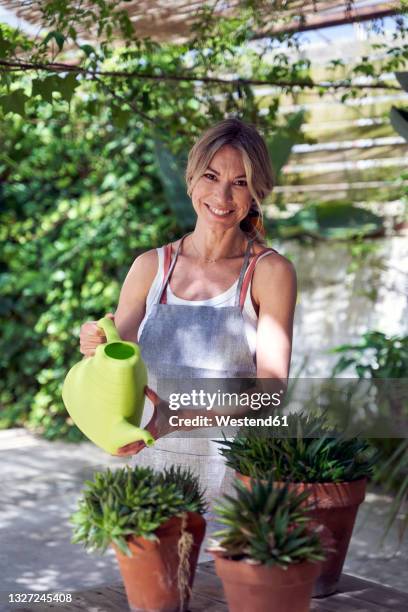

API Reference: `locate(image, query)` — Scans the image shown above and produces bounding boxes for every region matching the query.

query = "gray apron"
[133,233,258,504]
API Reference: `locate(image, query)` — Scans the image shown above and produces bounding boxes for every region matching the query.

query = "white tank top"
[138,247,271,359]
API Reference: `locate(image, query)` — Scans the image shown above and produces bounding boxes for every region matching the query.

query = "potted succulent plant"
[216,413,377,597]
[70,464,207,612]
[207,476,329,612]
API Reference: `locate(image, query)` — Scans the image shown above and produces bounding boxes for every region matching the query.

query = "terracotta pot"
[237,473,367,597]
[113,511,206,612]
[212,551,321,612]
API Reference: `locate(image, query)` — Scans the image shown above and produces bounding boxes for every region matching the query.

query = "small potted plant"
[207,476,329,612]
[70,464,207,612]
[216,413,377,596]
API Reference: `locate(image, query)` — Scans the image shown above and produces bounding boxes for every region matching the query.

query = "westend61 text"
[168,414,289,428]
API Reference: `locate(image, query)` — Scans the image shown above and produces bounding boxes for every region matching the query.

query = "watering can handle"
[96,316,122,343]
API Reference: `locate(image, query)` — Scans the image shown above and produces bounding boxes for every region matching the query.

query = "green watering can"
[62,316,155,454]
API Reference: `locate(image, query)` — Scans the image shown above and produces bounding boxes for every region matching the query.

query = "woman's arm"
[252,253,297,383]
[113,249,158,343]
[79,249,158,357]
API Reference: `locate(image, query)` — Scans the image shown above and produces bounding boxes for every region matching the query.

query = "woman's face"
[191,145,253,230]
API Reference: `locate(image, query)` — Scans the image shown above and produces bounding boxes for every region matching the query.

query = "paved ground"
[0,428,407,607]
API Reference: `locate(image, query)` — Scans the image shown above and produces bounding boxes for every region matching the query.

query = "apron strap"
[238,248,279,310]
[162,244,172,282]
[158,233,192,305]
[234,238,256,307]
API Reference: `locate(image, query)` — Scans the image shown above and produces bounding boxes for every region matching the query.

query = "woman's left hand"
[115,386,174,456]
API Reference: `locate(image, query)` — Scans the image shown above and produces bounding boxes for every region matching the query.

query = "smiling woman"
[79,117,297,505]
[188,144,258,256]
[186,118,274,247]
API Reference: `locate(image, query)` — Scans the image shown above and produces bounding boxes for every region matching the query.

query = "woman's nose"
[213,181,233,204]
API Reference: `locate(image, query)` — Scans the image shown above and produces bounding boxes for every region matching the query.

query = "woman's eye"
[203,173,247,186]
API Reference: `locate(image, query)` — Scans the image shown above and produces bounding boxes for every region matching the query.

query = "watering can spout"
[112,419,154,450]
[62,315,154,454]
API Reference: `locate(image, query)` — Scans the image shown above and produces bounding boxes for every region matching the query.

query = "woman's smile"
[204,203,234,217]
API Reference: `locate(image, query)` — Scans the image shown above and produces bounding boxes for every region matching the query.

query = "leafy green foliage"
[211,476,327,567]
[1,0,404,132]
[331,332,408,539]
[270,203,384,241]
[216,413,377,483]
[331,331,408,379]
[70,465,207,556]
[0,96,178,440]
[266,110,306,181]
[153,138,196,228]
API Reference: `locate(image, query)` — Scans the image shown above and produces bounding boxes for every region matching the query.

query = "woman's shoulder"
[251,242,296,283]
[250,244,297,310]
[127,248,161,288]
[132,247,160,268]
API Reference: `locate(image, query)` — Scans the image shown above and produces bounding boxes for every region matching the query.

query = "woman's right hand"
[79,312,115,357]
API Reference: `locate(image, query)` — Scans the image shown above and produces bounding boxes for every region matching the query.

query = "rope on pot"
[177,512,193,610]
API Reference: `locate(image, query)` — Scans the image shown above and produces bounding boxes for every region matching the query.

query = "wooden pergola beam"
[254,2,404,37]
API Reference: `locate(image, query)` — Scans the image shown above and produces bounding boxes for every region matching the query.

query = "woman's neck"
[187,227,248,264]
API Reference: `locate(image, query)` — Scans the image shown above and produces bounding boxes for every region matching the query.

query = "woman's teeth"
[206,204,232,216]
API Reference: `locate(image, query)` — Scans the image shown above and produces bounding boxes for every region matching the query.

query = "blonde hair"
[185,118,275,242]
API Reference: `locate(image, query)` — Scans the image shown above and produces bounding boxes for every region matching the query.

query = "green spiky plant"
[216,412,377,483]
[70,465,207,556]
[210,476,328,567]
